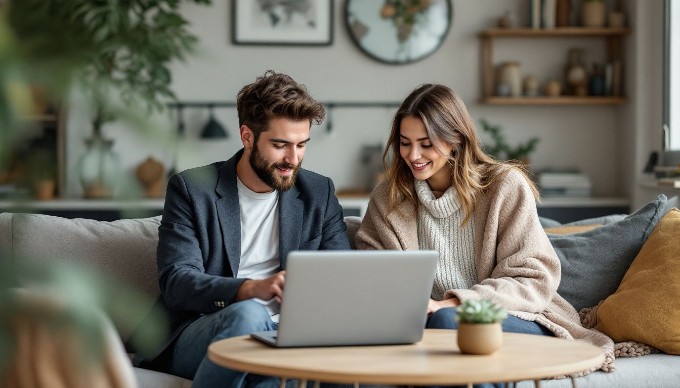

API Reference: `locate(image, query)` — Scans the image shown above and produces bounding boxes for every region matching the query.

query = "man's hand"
[427,297,460,315]
[236,271,286,303]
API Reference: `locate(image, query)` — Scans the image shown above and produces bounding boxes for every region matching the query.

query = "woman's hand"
[427,297,460,315]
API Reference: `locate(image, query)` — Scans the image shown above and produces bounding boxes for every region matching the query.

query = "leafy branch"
[479,119,540,162]
[6,0,211,132]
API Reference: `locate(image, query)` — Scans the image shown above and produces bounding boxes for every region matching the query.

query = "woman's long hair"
[383,84,538,224]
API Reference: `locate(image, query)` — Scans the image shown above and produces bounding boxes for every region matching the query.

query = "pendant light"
[200,104,228,139]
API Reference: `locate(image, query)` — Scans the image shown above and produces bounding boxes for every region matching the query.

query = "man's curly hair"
[236,70,325,139]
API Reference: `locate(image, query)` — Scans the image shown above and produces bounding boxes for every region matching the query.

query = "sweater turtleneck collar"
[414,180,461,219]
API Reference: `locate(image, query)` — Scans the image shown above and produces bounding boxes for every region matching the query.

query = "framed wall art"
[232,0,334,46]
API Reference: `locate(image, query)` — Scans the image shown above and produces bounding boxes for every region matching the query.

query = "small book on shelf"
[542,0,556,29]
[530,0,541,29]
[657,178,680,188]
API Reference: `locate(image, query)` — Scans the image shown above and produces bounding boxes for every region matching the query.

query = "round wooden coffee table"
[208,329,604,387]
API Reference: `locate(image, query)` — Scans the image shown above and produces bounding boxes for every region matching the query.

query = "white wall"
[65,0,661,204]
[627,0,668,209]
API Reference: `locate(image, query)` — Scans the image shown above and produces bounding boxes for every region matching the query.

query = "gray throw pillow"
[539,216,562,228]
[562,214,627,226]
[549,195,667,311]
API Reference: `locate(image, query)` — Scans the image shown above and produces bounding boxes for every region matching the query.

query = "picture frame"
[232,0,333,46]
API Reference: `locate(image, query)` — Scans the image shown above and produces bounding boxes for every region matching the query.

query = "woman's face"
[399,115,452,192]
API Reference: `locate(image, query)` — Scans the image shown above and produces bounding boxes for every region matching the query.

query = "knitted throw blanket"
[579,302,660,358]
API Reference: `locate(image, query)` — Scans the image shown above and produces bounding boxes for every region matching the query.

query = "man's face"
[248,117,310,191]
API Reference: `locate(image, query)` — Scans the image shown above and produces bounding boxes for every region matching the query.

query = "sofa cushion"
[595,208,680,354]
[515,353,680,387]
[134,367,192,388]
[548,195,667,311]
[543,224,602,235]
[1,213,162,343]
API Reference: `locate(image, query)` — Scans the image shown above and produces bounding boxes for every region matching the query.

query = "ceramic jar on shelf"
[498,61,521,97]
[566,48,588,96]
[582,0,606,28]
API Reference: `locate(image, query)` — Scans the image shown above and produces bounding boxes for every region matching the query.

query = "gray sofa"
[1,208,679,387]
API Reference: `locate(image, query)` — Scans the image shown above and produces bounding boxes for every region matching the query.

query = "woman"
[355,84,613,371]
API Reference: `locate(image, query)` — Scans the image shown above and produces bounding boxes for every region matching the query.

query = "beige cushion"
[1,213,161,343]
[543,224,602,235]
[595,208,680,354]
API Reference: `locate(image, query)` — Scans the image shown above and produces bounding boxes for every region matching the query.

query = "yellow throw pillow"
[595,208,680,354]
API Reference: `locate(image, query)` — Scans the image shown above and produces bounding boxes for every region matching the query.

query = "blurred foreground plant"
[0,259,169,386]
[0,0,211,384]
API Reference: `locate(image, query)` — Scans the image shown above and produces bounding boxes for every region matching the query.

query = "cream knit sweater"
[355,168,615,373]
[415,180,477,298]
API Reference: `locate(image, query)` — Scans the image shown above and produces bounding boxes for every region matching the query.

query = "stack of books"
[538,171,592,198]
[654,165,680,188]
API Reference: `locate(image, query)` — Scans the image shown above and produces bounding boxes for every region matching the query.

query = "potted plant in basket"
[456,299,508,355]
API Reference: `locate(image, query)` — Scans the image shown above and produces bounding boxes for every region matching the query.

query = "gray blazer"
[139,149,350,366]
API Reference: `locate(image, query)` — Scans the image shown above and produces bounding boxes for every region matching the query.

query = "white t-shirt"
[236,178,281,322]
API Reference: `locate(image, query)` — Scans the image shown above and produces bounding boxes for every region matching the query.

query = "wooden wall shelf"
[479,27,630,38]
[479,27,630,105]
[480,96,626,105]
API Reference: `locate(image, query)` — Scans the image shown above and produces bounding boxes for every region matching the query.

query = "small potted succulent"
[455,299,508,355]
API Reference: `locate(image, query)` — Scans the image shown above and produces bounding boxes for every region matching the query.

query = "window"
[664,0,680,150]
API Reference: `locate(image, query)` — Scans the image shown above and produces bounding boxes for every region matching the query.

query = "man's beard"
[249,143,301,191]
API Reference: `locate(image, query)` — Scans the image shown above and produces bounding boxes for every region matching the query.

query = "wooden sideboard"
[0,196,629,223]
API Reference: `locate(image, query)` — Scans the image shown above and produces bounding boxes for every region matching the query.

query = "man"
[148,71,350,387]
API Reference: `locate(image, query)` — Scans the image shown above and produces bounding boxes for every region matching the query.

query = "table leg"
[297,379,308,388]
[313,381,320,388]
[467,383,473,388]
[570,375,577,388]
[533,380,542,388]
[279,377,287,388]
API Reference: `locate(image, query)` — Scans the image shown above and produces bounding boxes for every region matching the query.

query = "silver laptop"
[250,250,438,347]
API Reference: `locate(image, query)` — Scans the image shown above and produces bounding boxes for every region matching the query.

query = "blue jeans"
[166,300,282,388]
[426,307,554,336]
[426,307,554,388]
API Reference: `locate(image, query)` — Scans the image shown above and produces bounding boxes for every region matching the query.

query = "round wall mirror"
[345,0,453,65]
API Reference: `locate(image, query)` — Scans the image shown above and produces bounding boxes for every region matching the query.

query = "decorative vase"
[136,156,166,198]
[588,63,606,96]
[608,11,625,28]
[523,75,539,97]
[545,80,563,97]
[582,1,606,28]
[34,179,56,200]
[566,48,588,96]
[498,62,521,97]
[457,323,503,355]
[78,132,121,199]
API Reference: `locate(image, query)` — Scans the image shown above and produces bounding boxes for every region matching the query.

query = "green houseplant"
[456,299,508,324]
[6,0,211,198]
[479,119,540,165]
[456,299,507,355]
